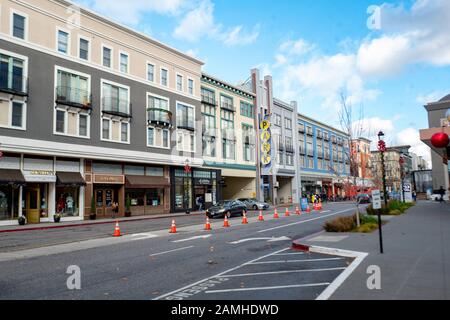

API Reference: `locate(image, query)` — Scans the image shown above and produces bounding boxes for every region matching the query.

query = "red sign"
[184,164,191,173]
[377,140,386,152]
[0,151,3,159]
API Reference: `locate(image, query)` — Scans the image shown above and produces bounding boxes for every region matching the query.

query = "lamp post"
[399,154,406,203]
[377,130,387,254]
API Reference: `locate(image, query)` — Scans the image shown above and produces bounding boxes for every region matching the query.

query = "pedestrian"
[196,196,204,211]
[412,190,417,202]
[439,186,446,203]
[311,194,315,204]
[111,202,119,218]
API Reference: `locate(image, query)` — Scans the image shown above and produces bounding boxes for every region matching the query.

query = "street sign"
[372,189,382,210]
[260,120,270,130]
[403,183,413,203]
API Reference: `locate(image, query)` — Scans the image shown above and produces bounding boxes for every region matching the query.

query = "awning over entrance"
[125,175,170,188]
[56,172,86,186]
[0,169,26,185]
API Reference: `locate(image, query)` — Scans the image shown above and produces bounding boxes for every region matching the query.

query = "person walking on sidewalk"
[439,186,446,203]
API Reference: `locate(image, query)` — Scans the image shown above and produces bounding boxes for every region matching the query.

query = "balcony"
[324,135,329,141]
[285,144,295,154]
[306,130,313,136]
[147,108,172,128]
[306,149,314,157]
[299,147,306,155]
[201,95,217,107]
[278,142,285,151]
[177,118,195,131]
[220,102,235,112]
[317,132,323,139]
[317,151,324,159]
[324,153,330,160]
[298,126,305,134]
[102,97,132,118]
[0,71,28,96]
[56,86,92,111]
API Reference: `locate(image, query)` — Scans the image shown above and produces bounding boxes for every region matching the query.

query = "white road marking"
[205,283,331,294]
[257,208,355,233]
[229,236,291,244]
[130,232,159,240]
[320,210,331,213]
[215,267,346,278]
[172,235,211,243]
[273,252,306,256]
[149,246,195,257]
[153,247,291,300]
[246,257,344,265]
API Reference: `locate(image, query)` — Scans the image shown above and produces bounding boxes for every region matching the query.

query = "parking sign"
[372,190,382,210]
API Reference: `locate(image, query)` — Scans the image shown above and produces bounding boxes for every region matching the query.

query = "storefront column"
[49,182,56,220]
[79,186,85,218]
[18,185,23,217]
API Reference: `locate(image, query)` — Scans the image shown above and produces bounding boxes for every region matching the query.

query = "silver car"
[237,198,270,210]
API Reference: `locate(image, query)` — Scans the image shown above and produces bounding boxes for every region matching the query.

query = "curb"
[0,212,204,234]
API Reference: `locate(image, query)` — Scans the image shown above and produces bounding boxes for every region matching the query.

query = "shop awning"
[56,172,86,186]
[0,169,26,185]
[125,175,170,188]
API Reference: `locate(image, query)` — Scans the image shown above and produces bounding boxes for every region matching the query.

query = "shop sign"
[260,115,273,175]
[195,178,212,185]
[93,174,125,184]
[23,170,56,182]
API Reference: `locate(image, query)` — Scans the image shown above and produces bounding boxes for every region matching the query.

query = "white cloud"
[279,39,315,56]
[173,0,259,46]
[396,127,431,166]
[416,91,447,105]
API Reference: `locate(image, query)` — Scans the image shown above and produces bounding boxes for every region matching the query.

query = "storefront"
[55,171,86,219]
[171,168,221,212]
[0,168,25,224]
[92,174,125,218]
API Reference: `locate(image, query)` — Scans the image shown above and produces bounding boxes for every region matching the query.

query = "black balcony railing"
[299,148,306,155]
[285,144,295,153]
[278,143,285,151]
[201,95,217,106]
[324,135,329,141]
[306,130,313,136]
[0,70,28,96]
[221,102,235,112]
[317,151,324,158]
[147,108,172,127]
[306,149,314,156]
[177,118,195,131]
[299,127,305,133]
[102,97,132,118]
[56,86,92,110]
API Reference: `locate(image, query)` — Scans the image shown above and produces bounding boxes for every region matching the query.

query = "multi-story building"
[200,74,257,202]
[298,114,351,199]
[0,0,208,224]
[410,152,428,171]
[351,137,373,190]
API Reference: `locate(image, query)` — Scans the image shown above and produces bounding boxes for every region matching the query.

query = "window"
[79,38,89,60]
[299,122,305,133]
[201,87,215,104]
[188,79,194,95]
[102,82,130,115]
[286,153,294,166]
[222,139,235,160]
[148,94,169,110]
[177,102,195,129]
[12,13,26,40]
[274,114,282,126]
[56,69,90,106]
[56,110,65,133]
[103,47,112,68]
[161,68,168,86]
[57,30,69,54]
[177,74,183,91]
[0,53,25,93]
[147,127,154,146]
[102,119,110,140]
[285,118,292,130]
[147,63,154,82]
[120,53,129,73]
[240,102,254,119]
[277,152,284,165]
[121,123,128,142]
[220,95,234,111]
[299,155,306,168]
[162,129,169,148]
[147,126,170,149]
[307,156,314,169]
[243,125,255,162]
[177,131,195,152]
[203,136,216,157]
[11,102,24,128]
[79,114,88,137]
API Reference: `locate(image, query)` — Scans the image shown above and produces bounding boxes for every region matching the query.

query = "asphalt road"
[0,202,359,300]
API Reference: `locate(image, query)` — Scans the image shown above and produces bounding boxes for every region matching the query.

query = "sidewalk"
[297,200,450,300]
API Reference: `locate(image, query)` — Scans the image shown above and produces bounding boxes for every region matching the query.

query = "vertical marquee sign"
[260,115,273,175]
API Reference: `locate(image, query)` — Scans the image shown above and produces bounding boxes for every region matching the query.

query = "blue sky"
[74,0,450,164]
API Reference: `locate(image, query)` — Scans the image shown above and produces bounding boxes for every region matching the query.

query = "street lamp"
[377,131,388,208]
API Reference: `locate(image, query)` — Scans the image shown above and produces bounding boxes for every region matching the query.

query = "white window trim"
[2,100,27,131]
[101,43,113,69]
[77,34,91,61]
[55,27,71,55]
[120,122,130,143]
[176,72,184,92]
[146,125,170,150]
[10,9,29,41]
[187,77,195,96]
[100,79,131,144]
[146,60,155,83]
[160,67,169,87]
[176,100,196,153]
[0,48,29,88]
[119,50,130,74]
[77,113,91,138]
[52,108,91,140]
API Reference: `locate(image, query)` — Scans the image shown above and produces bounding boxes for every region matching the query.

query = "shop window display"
[56,187,79,216]
[0,186,20,221]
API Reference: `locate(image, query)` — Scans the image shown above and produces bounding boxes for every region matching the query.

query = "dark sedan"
[206,200,247,219]
[357,193,371,204]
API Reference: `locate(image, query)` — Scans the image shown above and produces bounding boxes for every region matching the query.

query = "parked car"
[429,190,449,201]
[206,200,247,219]
[356,193,371,204]
[237,198,270,210]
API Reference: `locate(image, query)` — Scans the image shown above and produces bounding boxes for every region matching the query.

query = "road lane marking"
[153,247,291,300]
[205,283,331,294]
[273,252,306,256]
[149,246,195,257]
[246,257,344,265]
[131,233,159,240]
[257,208,355,233]
[172,235,211,243]
[320,210,331,213]
[215,267,346,278]
[229,236,291,244]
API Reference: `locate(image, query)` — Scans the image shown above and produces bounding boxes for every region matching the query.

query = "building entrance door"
[26,186,40,224]
[95,188,116,217]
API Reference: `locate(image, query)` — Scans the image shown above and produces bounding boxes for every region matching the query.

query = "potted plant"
[89,197,96,220]
[125,195,132,217]
[18,216,26,226]
[53,213,62,223]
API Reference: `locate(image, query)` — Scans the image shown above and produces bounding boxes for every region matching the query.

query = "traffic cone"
[223,215,230,228]
[318,201,323,210]
[295,206,301,215]
[242,211,248,224]
[306,205,311,213]
[273,209,279,219]
[258,210,265,221]
[204,217,212,231]
[113,220,121,237]
[169,219,177,234]
[285,207,290,217]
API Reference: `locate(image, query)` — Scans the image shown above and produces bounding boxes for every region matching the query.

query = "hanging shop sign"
[260,115,273,175]
[23,170,57,183]
[93,174,125,184]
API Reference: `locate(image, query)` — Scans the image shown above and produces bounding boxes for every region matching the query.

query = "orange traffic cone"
[306,205,311,213]
[258,210,265,221]
[242,211,248,224]
[169,219,177,234]
[318,202,323,210]
[295,206,301,215]
[204,217,212,231]
[113,220,121,237]
[223,215,230,228]
[285,207,290,217]
[273,209,280,219]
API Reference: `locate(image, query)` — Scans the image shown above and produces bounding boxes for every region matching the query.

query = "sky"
[73,0,450,166]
